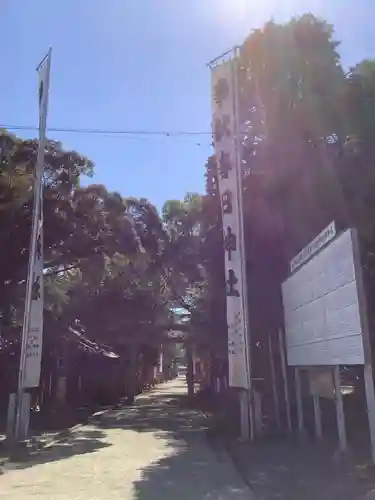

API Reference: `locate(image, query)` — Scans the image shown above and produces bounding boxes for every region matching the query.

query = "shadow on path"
[1,380,251,499]
[92,381,251,499]
[1,427,110,474]
[132,441,250,500]
[93,388,209,437]
[1,382,202,476]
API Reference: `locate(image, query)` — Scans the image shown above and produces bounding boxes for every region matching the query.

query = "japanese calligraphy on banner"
[22,51,51,388]
[23,201,44,388]
[211,57,251,389]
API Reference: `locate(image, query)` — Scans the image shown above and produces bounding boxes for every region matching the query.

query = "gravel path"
[0,378,254,499]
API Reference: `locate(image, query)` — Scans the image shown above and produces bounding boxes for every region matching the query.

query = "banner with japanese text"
[23,51,51,388]
[211,57,250,389]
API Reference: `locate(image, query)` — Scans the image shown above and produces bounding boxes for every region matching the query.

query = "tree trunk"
[126,343,138,404]
[186,345,194,397]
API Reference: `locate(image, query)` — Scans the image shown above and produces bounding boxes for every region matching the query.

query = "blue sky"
[1,0,374,211]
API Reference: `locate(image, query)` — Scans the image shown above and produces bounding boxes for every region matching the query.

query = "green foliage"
[0,131,183,349]
[345,60,375,143]
[161,193,206,310]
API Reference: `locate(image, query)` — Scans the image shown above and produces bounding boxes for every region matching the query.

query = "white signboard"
[282,228,365,366]
[211,58,250,388]
[290,221,336,273]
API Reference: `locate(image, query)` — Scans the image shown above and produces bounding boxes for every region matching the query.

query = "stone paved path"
[0,378,255,499]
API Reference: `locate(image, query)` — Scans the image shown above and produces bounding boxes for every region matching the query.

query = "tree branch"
[44,264,79,277]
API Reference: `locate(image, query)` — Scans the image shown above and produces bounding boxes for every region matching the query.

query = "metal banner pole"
[231,47,254,440]
[269,335,280,430]
[278,328,292,433]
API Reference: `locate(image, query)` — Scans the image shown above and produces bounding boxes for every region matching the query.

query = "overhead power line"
[0,124,213,137]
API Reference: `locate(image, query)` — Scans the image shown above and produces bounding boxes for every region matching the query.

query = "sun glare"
[213,0,277,30]
[214,0,299,28]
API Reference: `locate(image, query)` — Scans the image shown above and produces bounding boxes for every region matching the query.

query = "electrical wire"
[0,124,213,137]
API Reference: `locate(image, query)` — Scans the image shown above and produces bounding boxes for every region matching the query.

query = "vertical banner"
[23,197,44,388]
[22,50,51,388]
[211,56,251,389]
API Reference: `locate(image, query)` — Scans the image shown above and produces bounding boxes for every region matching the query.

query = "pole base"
[7,392,31,444]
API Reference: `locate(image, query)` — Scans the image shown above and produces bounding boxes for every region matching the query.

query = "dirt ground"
[227,436,375,500]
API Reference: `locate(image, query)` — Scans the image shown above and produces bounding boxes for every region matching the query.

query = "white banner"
[23,50,51,388]
[23,200,44,388]
[211,58,250,389]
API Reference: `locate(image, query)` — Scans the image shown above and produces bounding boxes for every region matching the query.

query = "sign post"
[333,366,347,453]
[309,367,334,440]
[295,368,305,435]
